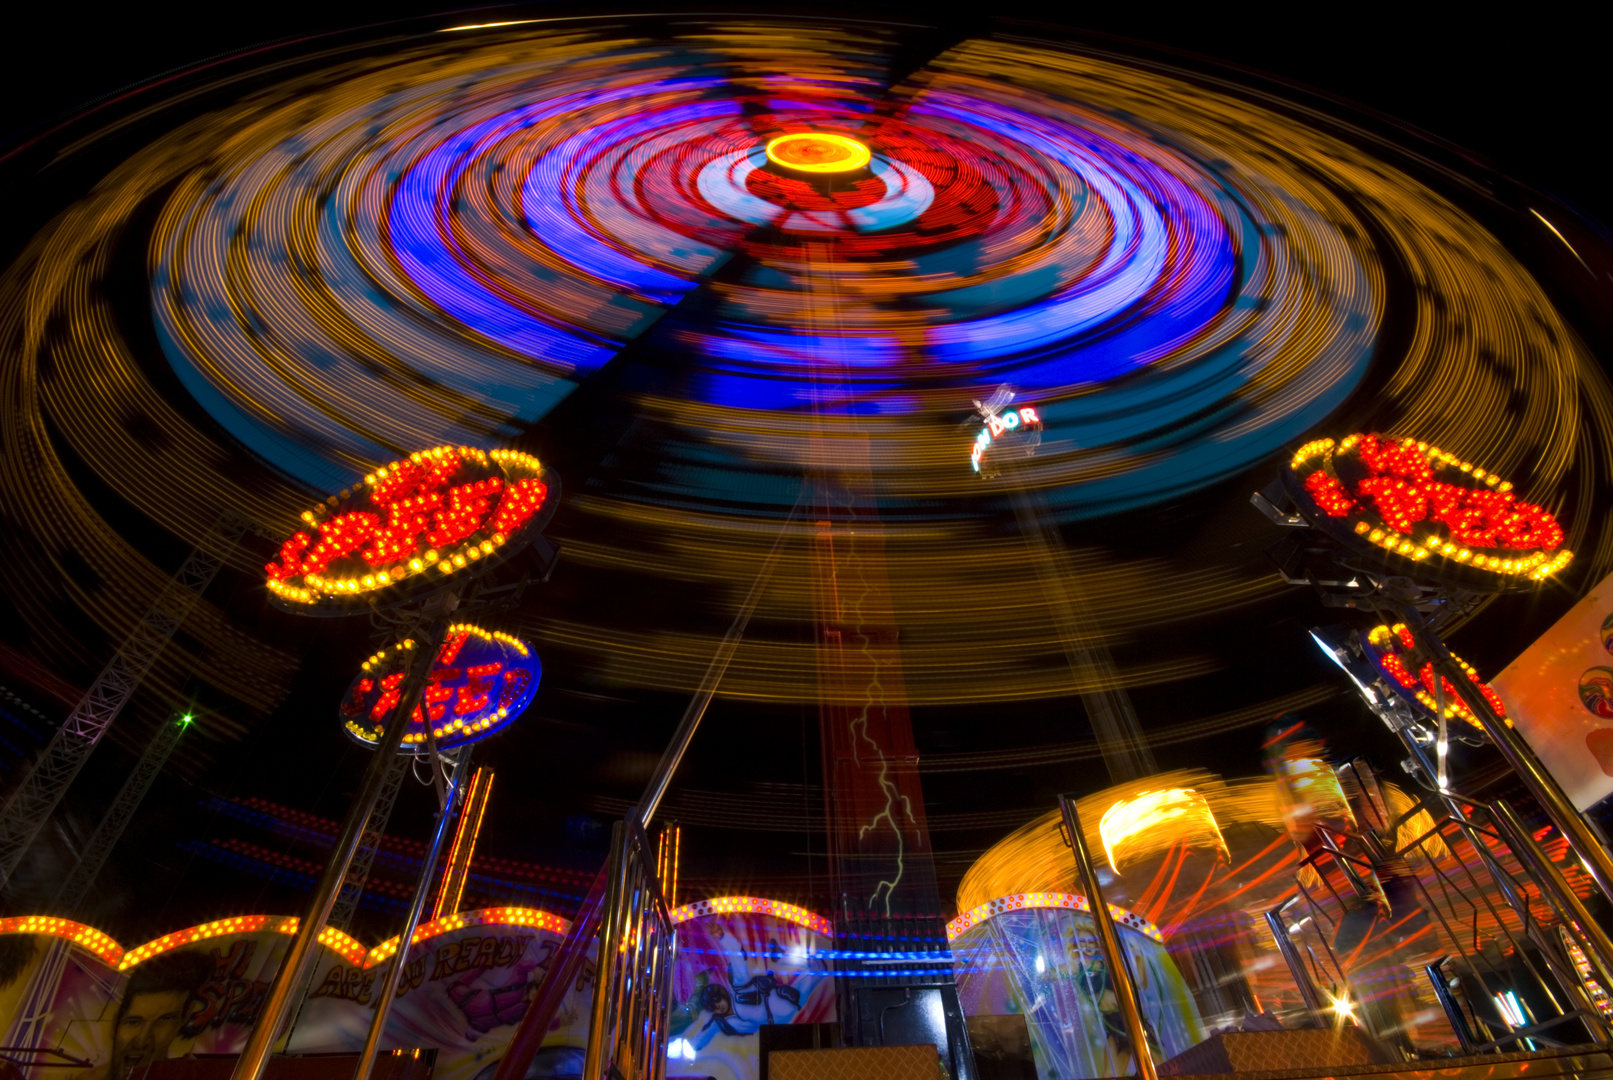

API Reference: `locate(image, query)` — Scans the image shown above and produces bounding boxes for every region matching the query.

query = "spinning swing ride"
[2,10,1613,1080]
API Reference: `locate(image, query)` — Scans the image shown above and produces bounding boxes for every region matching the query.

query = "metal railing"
[584,819,676,1080]
[1276,760,1612,1052]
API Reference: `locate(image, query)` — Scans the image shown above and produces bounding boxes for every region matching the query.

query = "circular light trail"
[763,132,872,174]
[2,17,1610,719]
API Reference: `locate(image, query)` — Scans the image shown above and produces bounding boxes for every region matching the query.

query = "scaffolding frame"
[0,516,245,891]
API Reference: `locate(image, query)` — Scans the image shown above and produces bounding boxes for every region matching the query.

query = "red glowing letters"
[1304,435,1563,552]
[265,451,548,583]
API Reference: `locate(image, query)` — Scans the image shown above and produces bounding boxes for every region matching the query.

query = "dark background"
[5,4,1607,229]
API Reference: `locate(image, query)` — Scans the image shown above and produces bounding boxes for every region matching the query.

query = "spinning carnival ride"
[5,14,1612,724]
[3,10,1613,1080]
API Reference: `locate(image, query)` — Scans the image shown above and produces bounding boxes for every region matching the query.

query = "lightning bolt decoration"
[845,558,919,915]
[813,515,936,918]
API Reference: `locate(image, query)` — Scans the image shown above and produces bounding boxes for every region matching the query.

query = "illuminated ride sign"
[971,406,1042,475]
[340,624,539,751]
[1361,622,1510,733]
[265,446,554,612]
[1285,434,1571,589]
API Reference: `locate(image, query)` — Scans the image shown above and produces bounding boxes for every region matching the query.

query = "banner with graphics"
[288,920,596,1080]
[0,933,122,1080]
[2,903,839,1080]
[664,912,835,1080]
[108,928,358,1069]
[1494,569,1613,810]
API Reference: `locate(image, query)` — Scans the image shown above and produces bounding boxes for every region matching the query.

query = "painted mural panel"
[665,913,835,1080]
[288,922,596,1080]
[2,905,836,1080]
[953,908,1202,1080]
[0,934,122,1080]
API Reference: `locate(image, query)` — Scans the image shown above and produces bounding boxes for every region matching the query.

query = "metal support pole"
[1264,907,1328,1025]
[1403,604,1613,909]
[330,752,412,931]
[583,822,631,1078]
[1490,799,1613,1037]
[1426,958,1478,1052]
[354,754,466,1080]
[229,611,450,1080]
[1059,794,1157,1080]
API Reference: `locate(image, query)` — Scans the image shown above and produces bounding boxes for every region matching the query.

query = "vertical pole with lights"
[433,767,494,921]
[233,445,557,1080]
[1058,794,1158,1080]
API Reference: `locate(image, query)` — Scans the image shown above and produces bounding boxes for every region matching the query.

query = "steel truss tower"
[0,517,244,891]
[52,713,191,914]
[328,752,411,930]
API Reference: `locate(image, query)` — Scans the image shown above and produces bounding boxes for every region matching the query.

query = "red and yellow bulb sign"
[265,446,549,609]
[764,132,871,175]
[1287,434,1571,586]
[341,623,539,750]
[1362,622,1510,731]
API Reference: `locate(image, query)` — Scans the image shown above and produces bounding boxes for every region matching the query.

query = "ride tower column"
[773,129,975,1077]
[812,507,971,1070]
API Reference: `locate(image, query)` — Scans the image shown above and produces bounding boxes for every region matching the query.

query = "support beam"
[0,518,243,890]
[328,752,411,931]
[1060,793,1158,1080]
[52,712,192,915]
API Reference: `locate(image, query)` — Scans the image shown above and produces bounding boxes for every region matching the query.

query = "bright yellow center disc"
[764,132,871,174]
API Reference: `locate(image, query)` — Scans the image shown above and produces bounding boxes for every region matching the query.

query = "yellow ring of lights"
[764,132,871,174]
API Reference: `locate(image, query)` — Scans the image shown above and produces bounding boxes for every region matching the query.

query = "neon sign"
[1286,434,1571,585]
[971,406,1042,474]
[265,446,551,609]
[1361,622,1509,732]
[340,624,539,750]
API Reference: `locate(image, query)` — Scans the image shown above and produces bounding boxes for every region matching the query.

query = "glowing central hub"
[765,132,871,174]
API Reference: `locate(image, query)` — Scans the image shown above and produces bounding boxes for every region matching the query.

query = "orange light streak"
[1100,787,1228,873]
[433,767,494,920]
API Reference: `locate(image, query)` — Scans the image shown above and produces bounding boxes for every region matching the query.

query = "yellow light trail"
[1,18,1609,744]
